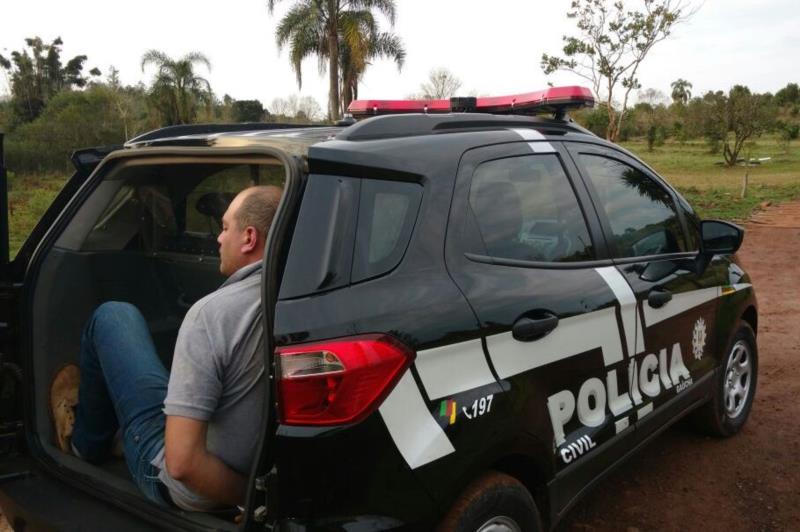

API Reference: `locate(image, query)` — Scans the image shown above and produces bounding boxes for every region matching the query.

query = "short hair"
[233,185,283,236]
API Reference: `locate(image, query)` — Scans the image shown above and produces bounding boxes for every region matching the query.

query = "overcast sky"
[2,0,798,110]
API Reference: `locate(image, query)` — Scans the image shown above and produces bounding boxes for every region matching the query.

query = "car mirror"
[700,220,744,256]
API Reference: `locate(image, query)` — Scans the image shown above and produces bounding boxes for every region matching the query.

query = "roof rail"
[127,122,331,145]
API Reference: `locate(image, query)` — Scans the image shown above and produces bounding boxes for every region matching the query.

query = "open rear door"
[0,136,122,457]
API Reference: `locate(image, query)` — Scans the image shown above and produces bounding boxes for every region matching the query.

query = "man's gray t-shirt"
[153,261,265,511]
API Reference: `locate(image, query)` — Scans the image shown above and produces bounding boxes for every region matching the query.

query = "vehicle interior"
[28,154,286,526]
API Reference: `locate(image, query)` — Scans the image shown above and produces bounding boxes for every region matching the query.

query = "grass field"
[620,136,800,220]
[4,136,800,258]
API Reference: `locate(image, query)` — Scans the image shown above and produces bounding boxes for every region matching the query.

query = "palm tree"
[268,0,401,121]
[339,14,405,115]
[670,78,693,106]
[141,50,213,125]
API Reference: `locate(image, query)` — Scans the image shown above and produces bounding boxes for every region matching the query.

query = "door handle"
[648,289,673,309]
[512,313,559,342]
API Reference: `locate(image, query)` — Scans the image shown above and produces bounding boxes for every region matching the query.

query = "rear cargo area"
[20,152,286,528]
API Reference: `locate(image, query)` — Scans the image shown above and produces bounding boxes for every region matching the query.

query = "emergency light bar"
[347,86,594,119]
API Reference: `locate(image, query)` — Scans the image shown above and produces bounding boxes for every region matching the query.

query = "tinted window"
[677,195,701,251]
[83,162,284,255]
[579,154,686,258]
[468,154,594,262]
[352,180,422,282]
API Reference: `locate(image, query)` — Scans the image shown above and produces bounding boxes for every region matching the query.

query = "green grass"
[7,171,68,259]
[620,136,800,220]
[4,136,800,258]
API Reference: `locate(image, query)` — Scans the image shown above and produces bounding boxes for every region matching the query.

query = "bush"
[5,86,126,174]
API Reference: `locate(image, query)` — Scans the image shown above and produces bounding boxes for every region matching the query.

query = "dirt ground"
[557,201,800,532]
[2,203,799,532]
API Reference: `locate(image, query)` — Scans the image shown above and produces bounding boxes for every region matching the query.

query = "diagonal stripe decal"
[596,267,644,356]
[415,338,496,401]
[509,128,546,141]
[379,370,455,469]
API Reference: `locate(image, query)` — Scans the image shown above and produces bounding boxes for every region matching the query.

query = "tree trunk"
[327,5,341,122]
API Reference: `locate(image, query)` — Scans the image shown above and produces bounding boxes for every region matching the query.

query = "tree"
[232,100,266,122]
[419,68,462,99]
[339,26,405,115]
[141,50,213,126]
[670,78,692,105]
[775,82,799,106]
[5,85,126,173]
[0,37,100,125]
[268,0,401,122]
[269,94,323,122]
[541,0,691,142]
[721,86,776,167]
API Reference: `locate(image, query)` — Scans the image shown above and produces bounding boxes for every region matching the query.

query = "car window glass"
[83,162,284,254]
[579,154,686,258]
[468,154,594,262]
[677,195,701,251]
[352,179,423,283]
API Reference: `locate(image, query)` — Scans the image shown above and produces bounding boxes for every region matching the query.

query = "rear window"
[279,176,422,299]
[352,180,422,282]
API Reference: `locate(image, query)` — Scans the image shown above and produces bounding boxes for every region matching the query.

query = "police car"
[0,86,757,531]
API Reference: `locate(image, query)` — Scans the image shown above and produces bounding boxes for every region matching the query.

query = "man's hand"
[164,415,247,507]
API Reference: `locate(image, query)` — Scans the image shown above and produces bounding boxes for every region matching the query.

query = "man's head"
[217,185,282,277]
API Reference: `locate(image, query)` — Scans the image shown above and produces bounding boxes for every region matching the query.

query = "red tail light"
[276,334,415,426]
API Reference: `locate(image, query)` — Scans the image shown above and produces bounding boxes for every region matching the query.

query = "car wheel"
[437,471,542,532]
[692,321,758,437]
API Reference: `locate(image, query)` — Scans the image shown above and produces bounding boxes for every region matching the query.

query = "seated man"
[50,185,282,511]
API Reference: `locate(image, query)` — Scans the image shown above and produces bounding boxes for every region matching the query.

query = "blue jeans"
[71,301,171,507]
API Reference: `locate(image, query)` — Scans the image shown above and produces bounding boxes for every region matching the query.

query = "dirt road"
[2,203,799,531]
[557,202,800,532]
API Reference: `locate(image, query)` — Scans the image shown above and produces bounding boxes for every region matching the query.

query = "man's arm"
[164,415,247,506]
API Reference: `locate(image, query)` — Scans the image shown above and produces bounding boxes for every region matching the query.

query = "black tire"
[437,471,542,532]
[692,321,758,437]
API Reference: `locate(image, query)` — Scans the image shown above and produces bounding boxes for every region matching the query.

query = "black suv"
[0,87,757,531]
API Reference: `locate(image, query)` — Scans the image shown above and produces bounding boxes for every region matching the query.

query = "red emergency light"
[347,86,594,118]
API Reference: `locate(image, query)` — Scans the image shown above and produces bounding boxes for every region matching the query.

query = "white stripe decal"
[379,370,455,469]
[488,306,623,379]
[733,283,752,292]
[415,339,496,401]
[509,128,545,141]
[528,141,556,154]
[642,286,720,328]
[637,403,654,420]
[595,267,643,356]
[615,417,630,434]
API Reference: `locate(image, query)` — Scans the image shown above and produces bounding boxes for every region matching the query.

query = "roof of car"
[123,114,597,159]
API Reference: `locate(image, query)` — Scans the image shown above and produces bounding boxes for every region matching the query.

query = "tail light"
[276,334,415,426]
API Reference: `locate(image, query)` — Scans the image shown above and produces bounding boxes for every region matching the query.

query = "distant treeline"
[1,37,799,174]
[0,37,324,174]
[572,83,800,165]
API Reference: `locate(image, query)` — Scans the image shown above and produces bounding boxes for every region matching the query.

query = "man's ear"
[241,226,259,254]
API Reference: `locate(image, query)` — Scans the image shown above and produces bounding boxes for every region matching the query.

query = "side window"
[677,194,701,251]
[83,162,285,255]
[467,154,594,263]
[352,179,422,282]
[185,164,285,236]
[579,154,687,258]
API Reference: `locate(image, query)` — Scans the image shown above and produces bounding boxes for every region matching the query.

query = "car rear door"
[0,140,120,458]
[445,137,643,511]
[565,142,728,440]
